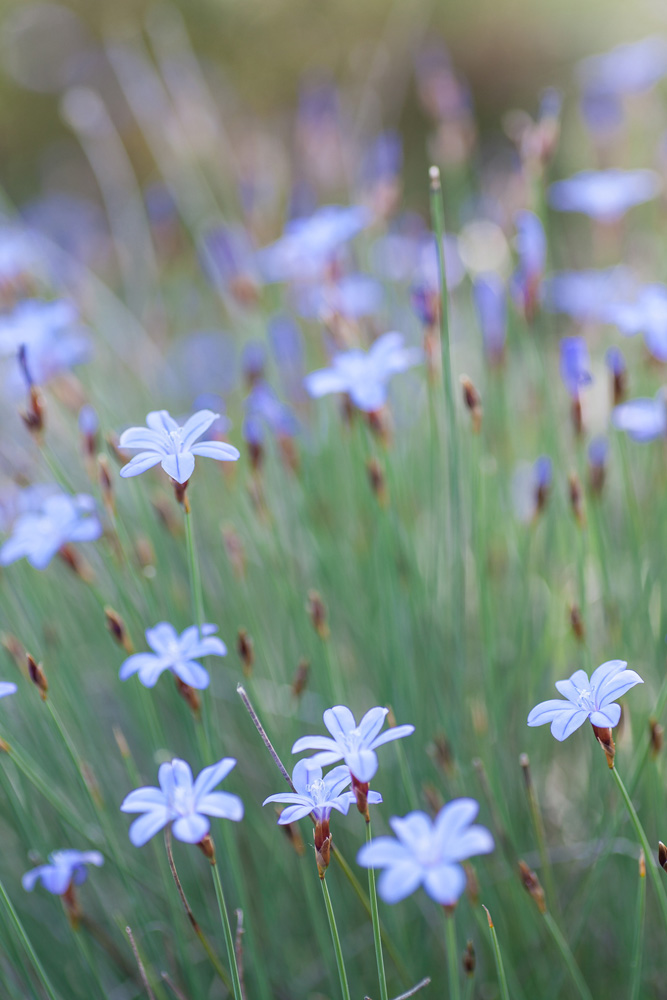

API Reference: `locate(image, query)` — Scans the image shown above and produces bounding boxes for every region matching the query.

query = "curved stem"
[211,857,244,1000]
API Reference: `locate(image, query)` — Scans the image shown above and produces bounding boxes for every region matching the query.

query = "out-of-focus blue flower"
[0,225,48,288]
[243,382,298,446]
[268,315,305,398]
[166,332,237,399]
[512,456,552,523]
[361,131,403,185]
[292,705,414,784]
[295,274,384,320]
[357,800,493,905]
[121,757,243,847]
[119,622,226,690]
[578,37,667,96]
[512,211,546,318]
[0,681,17,699]
[144,184,178,227]
[305,332,423,413]
[549,169,660,221]
[560,337,592,397]
[263,759,381,824]
[241,341,266,386]
[0,493,101,570]
[612,393,667,442]
[257,205,371,284]
[200,225,259,299]
[544,268,634,323]
[605,345,626,377]
[119,409,240,484]
[528,660,643,741]
[604,284,667,361]
[588,436,608,468]
[23,193,109,269]
[410,234,466,325]
[78,404,98,437]
[473,274,506,363]
[580,86,623,136]
[0,299,91,392]
[22,850,104,895]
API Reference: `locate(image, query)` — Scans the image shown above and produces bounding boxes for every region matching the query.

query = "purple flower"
[588,435,608,468]
[200,225,259,296]
[473,274,506,363]
[605,345,626,377]
[22,850,104,895]
[295,274,384,320]
[580,86,623,136]
[612,394,667,442]
[544,268,634,323]
[121,757,243,847]
[0,493,101,570]
[0,681,17,699]
[119,409,240,484]
[119,622,226,690]
[241,341,266,387]
[292,705,414,784]
[604,284,667,362]
[257,205,371,284]
[243,382,298,445]
[560,337,592,397]
[549,170,660,221]
[263,760,381,824]
[361,130,403,185]
[528,660,643,741]
[357,800,494,905]
[511,211,546,318]
[0,299,91,393]
[512,455,552,523]
[578,37,667,97]
[78,404,98,437]
[304,332,423,413]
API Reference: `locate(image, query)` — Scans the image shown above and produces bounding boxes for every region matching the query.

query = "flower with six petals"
[119,409,240,484]
[22,850,104,895]
[119,622,227,690]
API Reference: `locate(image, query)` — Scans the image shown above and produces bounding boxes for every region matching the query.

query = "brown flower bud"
[314,819,331,878]
[423,783,443,815]
[659,842,667,871]
[134,537,155,573]
[433,734,455,777]
[277,810,305,856]
[571,396,583,437]
[460,375,482,433]
[152,495,181,536]
[98,454,114,513]
[291,659,310,698]
[198,834,216,863]
[650,719,664,758]
[366,458,388,506]
[27,654,48,700]
[62,884,81,929]
[175,677,200,717]
[569,604,585,641]
[518,859,546,913]
[105,607,133,653]
[592,724,615,768]
[1,633,26,670]
[248,441,263,472]
[464,861,479,904]
[58,544,93,582]
[307,591,329,639]
[462,940,476,976]
[351,774,370,822]
[237,629,254,676]
[569,472,585,526]
[173,479,190,513]
[612,367,627,407]
[278,436,299,474]
[639,849,646,879]
[113,726,131,760]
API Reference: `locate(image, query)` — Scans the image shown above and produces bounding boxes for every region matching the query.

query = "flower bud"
[351,773,370,822]
[518,859,546,913]
[291,659,310,698]
[27,654,48,700]
[460,375,483,433]
[175,677,200,717]
[366,458,388,506]
[463,940,476,976]
[237,629,254,676]
[650,719,664,758]
[198,834,216,864]
[172,478,191,513]
[105,607,133,653]
[569,604,585,641]
[314,820,331,878]
[592,723,615,768]
[659,841,667,871]
[308,590,329,639]
[277,809,306,856]
[568,472,585,526]
[98,454,114,513]
[1,633,26,669]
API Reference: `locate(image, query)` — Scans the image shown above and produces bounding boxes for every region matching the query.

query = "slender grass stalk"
[629,852,646,1000]
[211,854,244,1000]
[463,972,475,1000]
[0,876,61,1000]
[444,910,461,1000]
[482,905,509,1000]
[520,754,557,912]
[320,876,351,1000]
[366,820,388,1000]
[610,765,667,931]
[391,977,432,1000]
[184,506,205,634]
[543,912,593,1000]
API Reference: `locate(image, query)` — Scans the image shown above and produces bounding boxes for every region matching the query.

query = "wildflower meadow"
[3,4,667,999]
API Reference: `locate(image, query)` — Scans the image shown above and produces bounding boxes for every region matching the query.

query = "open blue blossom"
[295,274,384,320]
[0,493,101,570]
[22,850,104,895]
[560,337,592,397]
[257,205,371,283]
[0,681,17,699]
[512,211,546,318]
[263,759,381,824]
[121,757,243,847]
[612,393,667,442]
[120,622,226,690]
[243,382,298,447]
[549,169,660,221]
[119,409,240,484]
[578,37,667,97]
[544,268,634,323]
[606,345,626,378]
[292,705,414,784]
[527,660,643,741]
[0,299,91,394]
[604,284,667,362]
[305,332,422,413]
[357,800,494,905]
[473,274,506,364]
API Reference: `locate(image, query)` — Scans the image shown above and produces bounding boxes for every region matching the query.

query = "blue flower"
[473,274,506,364]
[119,622,226,690]
[605,345,626,377]
[295,273,384,321]
[263,759,382,824]
[121,757,243,847]
[511,211,546,318]
[612,394,667,442]
[560,337,592,398]
[0,493,101,570]
[357,800,494,905]
[544,268,634,323]
[22,850,104,895]
[292,705,414,784]
[119,409,240,484]
[243,382,298,446]
[604,284,667,362]
[304,332,423,413]
[0,681,17,699]
[588,435,608,469]
[528,660,643,741]
[549,169,660,221]
[578,37,667,97]
[0,299,91,394]
[257,205,371,283]
[512,455,552,523]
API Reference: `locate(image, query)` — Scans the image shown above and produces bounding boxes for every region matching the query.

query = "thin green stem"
[184,507,205,634]
[0,876,61,1000]
[543,912,592,1000]
[366,820,388,1000]
[444,911,461,1000]
[482,906,509,1000]
[211,857,244,1000]
[320,875,351,1000]
[629,856,646,1000]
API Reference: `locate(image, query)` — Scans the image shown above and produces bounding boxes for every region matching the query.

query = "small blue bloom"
[560,337,592,398]
[605,345,626,377]
[121,757,243,847]
[578,37,667,97]
[304,332,423,413]
[612,394,667,442]
[549,169,660,221]
[544,268,634,323]
[0,681,17,699]
[78,404,98,437]
[604,284,667,362]
[200,225,259,297]
[263,760,382,824]
[295,274,384,321]
[0,299,91,393]
[241,341,266,386]
[22,850,104,895]
[473,274,506,363]
[119,409,240,484]
[580,86,623,136]
[511,211,546,318]
[257,205,371,283]
[119,622,226,690]
[292,705,414,784]
[588,435,608,469]
[512,455,552,523]
[0,493,101,570]
[528,660,643,741]
[243,382,298,446]
[357,800,494,905]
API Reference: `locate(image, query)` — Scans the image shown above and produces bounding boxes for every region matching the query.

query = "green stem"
[0,876,61,1000]
[320,876,351,1000]
[444,910,461,1000]
[482,906,509,1000]
[366,820,388,1000]
[184,506,205,634]
[543,912,592,1000]
[610,765,667,932]
[211,857,244,1000]
[629,856,646,1000]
